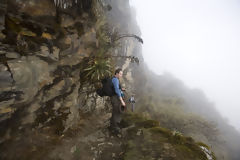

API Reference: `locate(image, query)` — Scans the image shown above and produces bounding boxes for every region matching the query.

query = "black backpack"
[96,77,115,97]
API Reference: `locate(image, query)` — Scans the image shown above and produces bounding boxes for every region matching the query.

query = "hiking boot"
[108,126,121,135]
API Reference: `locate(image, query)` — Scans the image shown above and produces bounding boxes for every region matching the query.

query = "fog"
[130,0,240,131]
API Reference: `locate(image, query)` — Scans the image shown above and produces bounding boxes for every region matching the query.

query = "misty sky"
[130,0,240,130]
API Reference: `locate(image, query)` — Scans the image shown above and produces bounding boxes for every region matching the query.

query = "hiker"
[110,68,126,133]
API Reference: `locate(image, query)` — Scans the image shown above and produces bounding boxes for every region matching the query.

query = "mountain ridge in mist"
[132,66,240,160]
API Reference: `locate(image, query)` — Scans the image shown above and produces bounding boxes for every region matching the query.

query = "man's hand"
[120,97,126,106]
[121,100,126,107]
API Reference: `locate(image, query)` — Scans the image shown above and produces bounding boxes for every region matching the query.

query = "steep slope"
[0,0,239,160]
[133,70,240,160]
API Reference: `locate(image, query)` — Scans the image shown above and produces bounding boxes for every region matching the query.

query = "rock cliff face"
[0,0,142,127]
[0,0,141,157]
[1,0,95,134]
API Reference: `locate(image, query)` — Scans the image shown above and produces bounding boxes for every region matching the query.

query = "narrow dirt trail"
[48,112,125,160]
[0,112,125,160]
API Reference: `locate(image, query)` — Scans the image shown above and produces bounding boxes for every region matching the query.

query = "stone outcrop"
[0,0,140,146]
[0,1,142,158]
[0,0,92,141]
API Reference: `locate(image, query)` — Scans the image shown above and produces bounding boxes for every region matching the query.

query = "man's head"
[115,68,123,78]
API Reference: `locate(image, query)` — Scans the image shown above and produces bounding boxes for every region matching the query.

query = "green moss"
[185,136,194,143]
[125,127,139,138]
[197,142,210,150]
[136,119,160,128]
[121,113,147,128]
[123,149,143,160]
[211,152,217,160]
[197,142,217,160]
[149,127,172,138]
[185,143,208,160]
[124,140,144,160]
[121,113,212,160]
[175,145,194,158]
[170,134,186,144]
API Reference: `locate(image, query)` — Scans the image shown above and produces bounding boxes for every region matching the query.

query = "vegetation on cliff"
[120,113,216,160]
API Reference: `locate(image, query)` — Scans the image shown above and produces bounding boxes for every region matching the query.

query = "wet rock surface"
[0,0,104,147]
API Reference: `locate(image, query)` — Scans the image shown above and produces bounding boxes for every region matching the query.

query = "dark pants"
[110,95,122,129]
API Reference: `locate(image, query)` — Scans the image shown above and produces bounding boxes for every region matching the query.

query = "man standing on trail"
[110,68,126,134]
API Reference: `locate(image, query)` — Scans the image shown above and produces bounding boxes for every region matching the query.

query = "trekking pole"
[129,95,136,112]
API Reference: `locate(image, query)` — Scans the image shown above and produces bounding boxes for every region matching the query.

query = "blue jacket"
[112,77,122,98]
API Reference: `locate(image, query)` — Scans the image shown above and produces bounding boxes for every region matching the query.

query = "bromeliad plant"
[80,8,143,86]
[81,56,113,83]
[80,53,141,89]
[80,41,142,86]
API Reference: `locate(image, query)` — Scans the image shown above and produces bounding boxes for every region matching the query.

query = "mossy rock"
[122,113,213,160]
[197,142,217,160]
[120,112,147,128]
[19,29,37,37]
[197,142,210,150]
[136,119,159,128]
[149,127,172,138]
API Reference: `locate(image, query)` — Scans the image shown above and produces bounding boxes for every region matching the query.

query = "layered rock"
[0,0,140,147]
[0,0,97,143]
